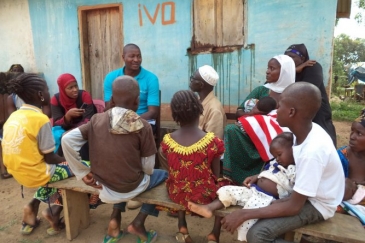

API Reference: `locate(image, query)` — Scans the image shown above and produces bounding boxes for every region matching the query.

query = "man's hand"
[82,172,102,189]
[221,211,248,234]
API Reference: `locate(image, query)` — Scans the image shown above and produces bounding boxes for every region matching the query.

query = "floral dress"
[161,132,231,212]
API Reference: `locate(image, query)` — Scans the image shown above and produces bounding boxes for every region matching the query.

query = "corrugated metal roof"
[337,0,351,18]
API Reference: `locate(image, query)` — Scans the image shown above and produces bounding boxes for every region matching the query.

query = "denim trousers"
[246,201,324,243]
[113,169,168,217]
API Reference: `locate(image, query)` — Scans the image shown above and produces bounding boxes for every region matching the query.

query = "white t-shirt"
[293,123,344,220]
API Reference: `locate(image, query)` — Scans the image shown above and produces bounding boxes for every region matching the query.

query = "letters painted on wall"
[138,1,176,26]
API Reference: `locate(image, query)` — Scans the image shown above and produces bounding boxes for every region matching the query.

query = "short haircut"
[271,132,294,148]
[123,43,140,54]
[257,96,277,113]
[5,73,46,103]
[171,90,203,124]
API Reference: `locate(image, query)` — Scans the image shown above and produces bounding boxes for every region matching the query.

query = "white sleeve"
[62,128,90,180]
[141,154,155,175]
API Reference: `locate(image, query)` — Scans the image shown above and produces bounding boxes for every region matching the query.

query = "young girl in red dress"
[160,90,231,243]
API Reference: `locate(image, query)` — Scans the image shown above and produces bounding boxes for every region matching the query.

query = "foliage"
[332,34,365,95]
[331,100,364,121]
[355,0,365,24]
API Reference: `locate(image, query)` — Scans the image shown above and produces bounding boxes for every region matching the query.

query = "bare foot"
[207,233,218,243]
[127,222,148,241]
[187,202,213,218]
[107,217,121,237]
[41,205,63,231]
[22,202,39,226]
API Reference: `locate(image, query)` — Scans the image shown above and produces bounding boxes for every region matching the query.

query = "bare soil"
[0,121,352,243]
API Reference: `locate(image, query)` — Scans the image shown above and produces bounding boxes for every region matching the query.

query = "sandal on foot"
[137,230,157,243]
[102,230,125,243]
[20,218,40,235]
[176,232,191,243]
[46,217,65,236]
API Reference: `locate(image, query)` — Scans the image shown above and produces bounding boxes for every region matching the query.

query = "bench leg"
[284,231,302,243]
[61,189,90,240]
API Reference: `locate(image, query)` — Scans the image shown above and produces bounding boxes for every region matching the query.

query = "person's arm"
[140,75,160,120]
[211,157,221,178]
[103,72,114,112]
[296,60,316,73]
[203,110,225,139]
[141,154,155,175]
[300,63,323,88]
[140,106,159,120]
[221,191,308,233]
[37,121,65,164]
[6,95,17,115]
[61,127,90,180]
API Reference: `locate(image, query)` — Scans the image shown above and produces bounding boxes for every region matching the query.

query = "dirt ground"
[0,121,352,243]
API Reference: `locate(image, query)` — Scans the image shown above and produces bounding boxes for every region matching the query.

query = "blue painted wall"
[26,0,337,111]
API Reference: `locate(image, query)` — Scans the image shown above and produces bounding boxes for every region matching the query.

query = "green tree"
[332,34,365,94]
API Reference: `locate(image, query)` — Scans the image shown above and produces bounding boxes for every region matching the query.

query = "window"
[190,0,245,54]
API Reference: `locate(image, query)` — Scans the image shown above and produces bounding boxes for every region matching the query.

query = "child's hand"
[82,172,102,189]
[243,175,258,188]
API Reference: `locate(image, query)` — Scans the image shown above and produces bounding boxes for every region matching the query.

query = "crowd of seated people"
[1,43,363,243]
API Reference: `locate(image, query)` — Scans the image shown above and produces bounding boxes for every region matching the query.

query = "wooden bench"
[49,177,365,242]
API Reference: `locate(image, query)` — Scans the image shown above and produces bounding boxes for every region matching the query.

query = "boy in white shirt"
[221,82,344,243]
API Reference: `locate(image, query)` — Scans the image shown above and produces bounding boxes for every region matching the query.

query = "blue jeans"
[246,201,324,243]
[113,169,168,217]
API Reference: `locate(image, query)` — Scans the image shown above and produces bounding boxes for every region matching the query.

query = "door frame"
[78,3,123,93]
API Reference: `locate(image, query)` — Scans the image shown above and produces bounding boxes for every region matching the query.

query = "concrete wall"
[0,0,337,119]
[0,0,36,72]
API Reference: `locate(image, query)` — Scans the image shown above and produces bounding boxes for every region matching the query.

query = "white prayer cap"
[198,65,219,86]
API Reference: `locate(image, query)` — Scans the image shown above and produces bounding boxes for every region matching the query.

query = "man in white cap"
[190,65,227,139]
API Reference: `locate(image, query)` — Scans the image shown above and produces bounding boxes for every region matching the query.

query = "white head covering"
[198,65,219,86]
[264,55,295,93]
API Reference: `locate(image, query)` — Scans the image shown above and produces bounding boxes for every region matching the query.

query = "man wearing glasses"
[190,65,226,139]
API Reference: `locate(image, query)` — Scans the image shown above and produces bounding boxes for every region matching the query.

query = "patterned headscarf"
[57,73,78,112]
[285,44,310,62]
[355,109,365,127]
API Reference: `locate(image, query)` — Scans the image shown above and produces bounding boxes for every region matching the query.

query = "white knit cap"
[198,65,219,86]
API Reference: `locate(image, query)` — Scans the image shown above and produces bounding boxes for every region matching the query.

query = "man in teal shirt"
[103,44,160,120]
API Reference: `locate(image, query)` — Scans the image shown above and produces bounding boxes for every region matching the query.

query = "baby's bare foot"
[188,202,213,218]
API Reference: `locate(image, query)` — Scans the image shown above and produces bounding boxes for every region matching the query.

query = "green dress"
[223,85,269,185]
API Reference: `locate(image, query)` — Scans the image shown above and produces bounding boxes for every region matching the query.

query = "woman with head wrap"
[51,73,95,130]
[223,55,295,185]
[285,44,337,146]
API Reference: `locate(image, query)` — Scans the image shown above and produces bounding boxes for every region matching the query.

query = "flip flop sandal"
[20,218,41,235]
[137,229,157,243]
[46,217,65,236]
[175,232,192,243]
[102,230,125,243]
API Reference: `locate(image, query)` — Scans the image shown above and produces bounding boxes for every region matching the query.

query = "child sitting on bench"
[160,90,232,243]
[189,132,296,241]
[62,76,167,243]
[2,73,70,236]
[220,82,345,243]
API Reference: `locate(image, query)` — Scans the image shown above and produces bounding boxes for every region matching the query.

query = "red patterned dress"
[161,132,232,212]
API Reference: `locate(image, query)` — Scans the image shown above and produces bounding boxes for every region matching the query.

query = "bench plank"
[49,178,365,243]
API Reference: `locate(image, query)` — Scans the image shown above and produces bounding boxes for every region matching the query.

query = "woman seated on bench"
[223,55,295,185]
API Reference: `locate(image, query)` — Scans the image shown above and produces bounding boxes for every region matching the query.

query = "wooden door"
[79,4,123,99]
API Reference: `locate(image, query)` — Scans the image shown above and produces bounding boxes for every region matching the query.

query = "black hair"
[271,132,293,148]
[171,90,203,125]
[8,64,24,72]
[5,73,47,103]
[257,96,277,113]
[123,43,140,54]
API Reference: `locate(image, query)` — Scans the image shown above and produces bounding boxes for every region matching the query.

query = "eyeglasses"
[190,75,203,82]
